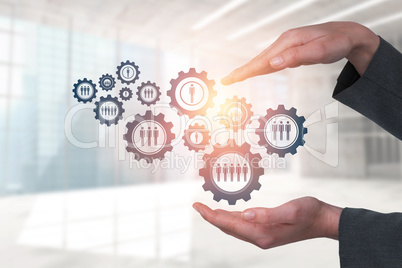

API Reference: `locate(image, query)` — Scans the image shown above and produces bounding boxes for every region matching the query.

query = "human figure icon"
[194,132,199,144]
[140,127,145,146]
[101,106,104,115]
[189,83,195,103]
[147,127,152,146]
[149,88,154,99]
[114,106,117,116]
[125,67,130,79]
[229,164,235,182]
[80,86,84,95]
[223,164,228,182]
[153,127,159,146]
[285,121,291,141]
[145,88,149,98]
[272,121,278,141]
[236,163,241,182]
[242,163,248,182]
[85,86,89,95]
[106,106,110,116]
[215,163,221,182]
[279,121,284,141]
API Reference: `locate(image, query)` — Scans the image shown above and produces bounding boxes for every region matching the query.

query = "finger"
[269,37,328,70]
[215,209,242,218]
[242,205,296,224]
[221,29,308,85]
[193,202,259,240]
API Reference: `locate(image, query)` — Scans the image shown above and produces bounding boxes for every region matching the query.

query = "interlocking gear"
[256,105,308,157]
[93,95,125,126]
[120,87,133,101]
[116,60,140,85]
[167,68,216,118]
[136,81,161,106]
[72,78,97,103]
[218,96,253,132]
[183,123,210,152]
[99,74,116,91]
[124,110,175,163]
[199,140,264,205]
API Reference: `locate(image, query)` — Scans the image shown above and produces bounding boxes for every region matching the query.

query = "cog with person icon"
[124,110,175,163]
[183,123,210,152]
[116,60,140,85]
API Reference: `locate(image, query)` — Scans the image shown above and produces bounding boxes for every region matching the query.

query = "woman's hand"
[193,197,342,249]
[221,22,380,85]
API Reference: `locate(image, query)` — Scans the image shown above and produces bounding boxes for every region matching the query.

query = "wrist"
[316,201,343,240]
[346,23,380,75]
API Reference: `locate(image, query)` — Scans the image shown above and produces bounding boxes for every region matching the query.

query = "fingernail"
[270,56,284,67]
[193,205,205,217]
[221,76,233,86]
[242,210,255,221]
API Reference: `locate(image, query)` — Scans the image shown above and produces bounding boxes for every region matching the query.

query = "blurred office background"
[0,0,401,267]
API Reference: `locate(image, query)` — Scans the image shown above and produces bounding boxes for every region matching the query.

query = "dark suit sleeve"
[339,208,402,267]
[333,37,402,140]
[333,38,402,267]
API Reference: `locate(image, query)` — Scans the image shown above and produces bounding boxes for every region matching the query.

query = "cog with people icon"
[72,78,98,103]
[219,96,253,132]
[136,81,161,106]
[93,95,125,126]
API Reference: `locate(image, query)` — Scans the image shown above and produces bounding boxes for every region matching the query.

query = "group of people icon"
[214,163,249,182]
[101,105,118,117]
[229,108,242,124]
[144,88,154,99]
[139,126,160,147]
[103,79,112,87]
[80,85,92,96]
[272,121,292,141]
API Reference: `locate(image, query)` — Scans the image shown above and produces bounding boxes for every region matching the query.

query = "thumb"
[241,206,295,224]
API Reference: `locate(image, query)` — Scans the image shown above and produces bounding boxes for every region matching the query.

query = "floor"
[0,174,401,268]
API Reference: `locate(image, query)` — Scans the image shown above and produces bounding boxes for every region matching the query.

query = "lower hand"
[193,197,342,249]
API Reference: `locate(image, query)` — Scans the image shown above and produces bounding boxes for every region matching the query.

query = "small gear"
[183,123,210,152]
[218,96,253,132]
[199,140,264,205]
[136,81,161,106]
[167,68,216,118]
[256,105,308,157]
[124,110,175,163]
[93,95,125,126]
[99,74,116,91]
[72,78,97,103]
[120,87,133,101]
[116,60,140,85]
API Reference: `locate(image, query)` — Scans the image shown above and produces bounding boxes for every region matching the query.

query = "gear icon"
[218,96,253,132]
[199,140,264,205]
[124,110,175,163]
[116,60,140,85]
[256,105,308,157]
[167,68,216,118]
[99,74,116,91]
[93,95,125,126]
[183,123,210,152]
[72,78,97,103]
[136,81,161,106]
[120,87,133,101]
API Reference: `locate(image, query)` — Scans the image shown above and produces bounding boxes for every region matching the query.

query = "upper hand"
[221,22,380,85]
[193,197,342,249]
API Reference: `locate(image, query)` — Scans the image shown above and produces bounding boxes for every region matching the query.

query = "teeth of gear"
[199,140,264,205]
[256,104,308,157]
[183,123,210,152]
[123,110,175,163]
[116,60,140,85]
[99,74,116,91]
[218,96,253,132]
[120,87,133,101]
[72,78,98,103]
[136,81,161,106]
[93,95,125,126]
[167,68,216,118]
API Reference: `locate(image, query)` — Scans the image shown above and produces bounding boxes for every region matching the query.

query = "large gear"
[256,105,308,157]
[116,60,140,85]
[99,74,116,91]
[183,123,210,152]
[93,95,125,126]
[72,78,97,103]
[136,81,161,106]
[124,110,175,163]
[199,140,264,205]
[218,96,253,132]
[167,68,216,118]
[120,87,133,101]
